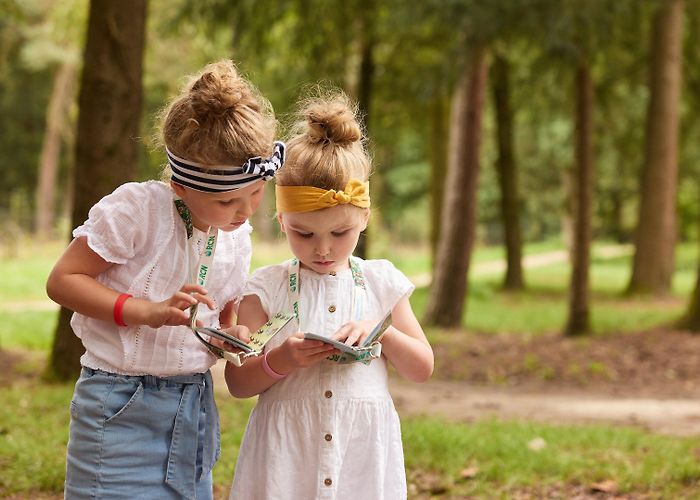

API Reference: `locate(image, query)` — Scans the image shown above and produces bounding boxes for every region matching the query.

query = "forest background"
[2,0,700,498]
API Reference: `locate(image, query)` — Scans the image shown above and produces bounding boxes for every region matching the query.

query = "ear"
[170,181,186,198]
[277,213,287,233]
[360,209,370,231]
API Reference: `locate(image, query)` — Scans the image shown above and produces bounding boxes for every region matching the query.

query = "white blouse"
[70,181,252,377]
[230,259,414,500]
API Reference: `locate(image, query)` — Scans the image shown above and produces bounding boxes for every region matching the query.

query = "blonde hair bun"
[158,59,276,167]
[277,89,371,189]
[304,97,362,146]
[189,61,259,120]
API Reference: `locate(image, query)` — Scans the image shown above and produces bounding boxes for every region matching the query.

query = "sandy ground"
[209,362,700,437]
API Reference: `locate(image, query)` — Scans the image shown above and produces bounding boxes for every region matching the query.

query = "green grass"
[0,310,58,350]
[2,368,699,498]
[0,237,699,497]
[1,238,697,339]
[402,418,700,497]
[0,375,74,494]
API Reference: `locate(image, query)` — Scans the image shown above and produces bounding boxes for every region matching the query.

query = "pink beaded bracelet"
[261,351,287,380]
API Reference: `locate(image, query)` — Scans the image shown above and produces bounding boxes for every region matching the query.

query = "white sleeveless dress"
[230,258,414,500]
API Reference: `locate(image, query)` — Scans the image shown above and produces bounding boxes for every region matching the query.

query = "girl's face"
[278,205,369,275]
[171,180,265,232]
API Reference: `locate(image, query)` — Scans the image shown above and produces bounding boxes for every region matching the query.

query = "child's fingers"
[180,284,209,296]
[191,292,216,310]
[171,291,198,309]
[224,325,251,343]
[332,323,353,341]
[297,338,332,350]
[165,307,190,325]
[338,324,364,346]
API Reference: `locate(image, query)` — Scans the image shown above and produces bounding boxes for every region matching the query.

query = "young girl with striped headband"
[225,91,434,499]
[46,60,283,499]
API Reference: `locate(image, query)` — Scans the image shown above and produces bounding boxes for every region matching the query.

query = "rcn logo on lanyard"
[197,233,218,287]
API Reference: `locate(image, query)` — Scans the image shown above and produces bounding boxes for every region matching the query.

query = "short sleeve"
[213,222,254,311]
[243,263,288,318]
[72,182,163,265]
[363,259,415,313]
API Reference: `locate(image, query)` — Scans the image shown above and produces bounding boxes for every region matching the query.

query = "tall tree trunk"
[429,87,448,267]
[565,62,595,337]
[491,54,524,291]
[34,62,76,239]
[354,3,375,260]
[424,47,489,328]
[628,0,684,295]
[680,232,700,331]
[49,0,147,381]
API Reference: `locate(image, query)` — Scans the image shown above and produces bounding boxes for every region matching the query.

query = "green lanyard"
[287,257,367,326]
[174,199,218,327]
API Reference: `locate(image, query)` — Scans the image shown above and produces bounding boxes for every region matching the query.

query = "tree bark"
[628,0,684,295]
[34,62,76,239]
[680,245,700,331]
[565,62,594,337]
[49,0,147,381]
[429,88,448,266]
[423,47,489,328]
[491,54,524,291]
[354,2,375,260]
[680,238,700,331]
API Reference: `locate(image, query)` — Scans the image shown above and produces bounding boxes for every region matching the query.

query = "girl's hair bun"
[157,59,276,167]
[304,96,362,146]
[276,89,371,188]
[189,61,259,120]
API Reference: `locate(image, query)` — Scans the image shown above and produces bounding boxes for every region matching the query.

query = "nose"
[315,237,331,258]
[237,197,254,219]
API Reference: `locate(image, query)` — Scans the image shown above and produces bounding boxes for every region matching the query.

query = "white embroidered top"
[70,181,252,377]
[230,258,414,500]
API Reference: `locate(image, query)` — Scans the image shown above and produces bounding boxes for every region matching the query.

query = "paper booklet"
[194,312,295,367]
[304,311,392,365]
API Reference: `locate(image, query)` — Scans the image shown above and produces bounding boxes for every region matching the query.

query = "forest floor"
[4,325,700,499]
[210,327,700,438]
[389,327,700,437]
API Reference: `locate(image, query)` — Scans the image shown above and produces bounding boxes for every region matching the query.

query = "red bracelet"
[261,350,287,380]
[113,293,132,327]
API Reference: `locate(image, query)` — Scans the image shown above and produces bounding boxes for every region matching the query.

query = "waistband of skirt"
[81,366,209,388]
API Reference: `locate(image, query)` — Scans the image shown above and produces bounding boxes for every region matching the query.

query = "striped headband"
[167,141,285,193]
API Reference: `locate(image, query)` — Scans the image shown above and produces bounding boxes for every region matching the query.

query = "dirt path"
[388,377,700,437]
[210,363,700,437]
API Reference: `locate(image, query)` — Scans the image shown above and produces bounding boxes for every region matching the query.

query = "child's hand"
[221,325,250,352]
[332,320,376,347]
[270,332,337,372]
[135,284,215,328]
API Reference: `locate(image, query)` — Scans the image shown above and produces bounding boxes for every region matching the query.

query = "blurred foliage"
[0,0,698,244]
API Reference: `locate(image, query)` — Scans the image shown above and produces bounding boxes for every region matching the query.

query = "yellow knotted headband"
[275,179,370,213]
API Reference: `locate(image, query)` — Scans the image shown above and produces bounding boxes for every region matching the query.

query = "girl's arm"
[379,295,434,383]
[225,294,336,398]
[333,294,434,383]
[46,237,214,328]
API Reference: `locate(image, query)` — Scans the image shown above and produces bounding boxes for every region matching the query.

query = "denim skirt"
[64,367,220,500]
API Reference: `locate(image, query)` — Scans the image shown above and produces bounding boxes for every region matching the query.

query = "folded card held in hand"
[194,311,295,366]
[304,311,392,365]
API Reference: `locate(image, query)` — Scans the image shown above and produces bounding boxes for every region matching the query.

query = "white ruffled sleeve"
[362,259,416,313]
[242,263,288,318]
[72,182,159,265]
[212,222,253,312]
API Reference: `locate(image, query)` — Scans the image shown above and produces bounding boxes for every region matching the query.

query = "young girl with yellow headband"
[225,91,434,499]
